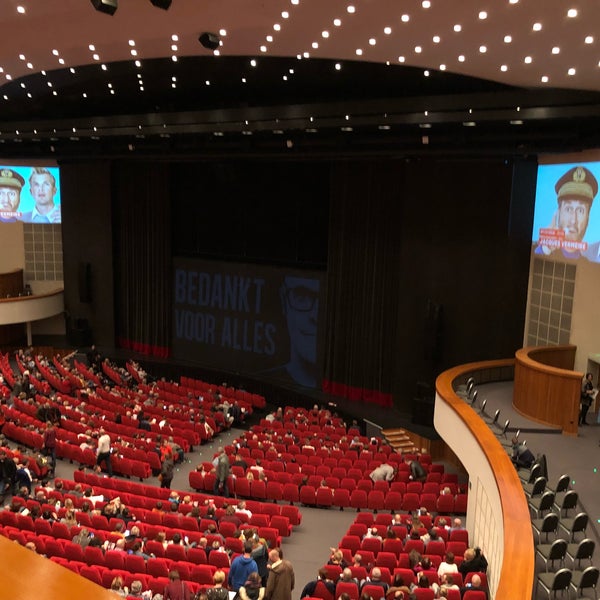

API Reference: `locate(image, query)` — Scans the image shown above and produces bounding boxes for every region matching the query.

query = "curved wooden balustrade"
[514,345,582,435]
[0,288,64,345]
[1,534,116,600]
[436,359,534,600]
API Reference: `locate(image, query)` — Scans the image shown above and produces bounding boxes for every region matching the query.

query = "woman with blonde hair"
[110,575,128,597]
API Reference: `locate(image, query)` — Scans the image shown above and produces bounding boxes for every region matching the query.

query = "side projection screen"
[0,165,61,224]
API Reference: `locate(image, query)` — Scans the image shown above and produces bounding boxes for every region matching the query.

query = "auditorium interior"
[1,1,600,599]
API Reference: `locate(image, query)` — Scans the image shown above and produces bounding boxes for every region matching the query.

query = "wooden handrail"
[436,359,534,600]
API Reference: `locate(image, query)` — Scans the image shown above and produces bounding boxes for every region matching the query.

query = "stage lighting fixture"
[90,0,118,15]
[199,32,221,50]
[150,0,172,8]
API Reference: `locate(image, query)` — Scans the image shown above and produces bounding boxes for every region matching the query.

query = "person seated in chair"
[511,438,535,469]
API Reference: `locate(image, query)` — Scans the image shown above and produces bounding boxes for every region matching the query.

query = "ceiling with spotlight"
[1,0,600,158]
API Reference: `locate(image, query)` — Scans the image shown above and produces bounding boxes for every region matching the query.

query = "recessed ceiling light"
[478,11,487,19]
[567,9,577,18]
[70,67,76,74]
[415,46,422,53]
[312,42,319,49]
[541,75,549,82]
[260,45,267,52]
[273,23,281,31]
[135,60,141,67]
[303,51,309,58]
[89,44,96,52]
[479,45,487,53]
[52,90,57,96]
[335,63,341,70]
[205,80,210,86]
[250,59,257,67]
[509,0,519,4]
[16,6,25,13]
[93,54,99,61]
[355,48,363,55]
[532,23,542,31]
[458,55,465,62]
[333,18,341,26]
[289,68,294,74]
[454,24,461,32]
[58,58,64,65]
[401,14,410,22]
[171,34,178,41]
[290,0,299,5]
[384,27,392,35]
[283,75,288,81]
[552,46,560,54]
[422,0,431,7]
[322,30,329,38]
[241,77,246,82]
[419,123,432,129]
[347,5,355,13]
[424,70,430,77]
[220,29,227,36]
[585,36,594,44]
[369,38,376,45]
[345,115,350,120]
[433,36,440,43]
[341,127,353,132]
[26,62,33,69]
[439,64,446,71]
[110,90,115,95]
[52,49,59,56]
[18,54,25,61]
[242,130,253,136]
[463,121,476,127]
[281,11,289,18]
[524,56,532,64]
[500,64,508,71]
[266,36,273,42]
[128,40,135,47]
[398,56,405,62]
[101,64,107,70]
[504,35,512,43]
[171,44,177,51]
[568,67,576,75]
[510,120,523,125]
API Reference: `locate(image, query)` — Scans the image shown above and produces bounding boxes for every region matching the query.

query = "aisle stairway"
[382,428,418,453]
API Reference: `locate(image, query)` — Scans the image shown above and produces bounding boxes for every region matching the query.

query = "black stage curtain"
[323,161,403,407]
[113,162,171,357]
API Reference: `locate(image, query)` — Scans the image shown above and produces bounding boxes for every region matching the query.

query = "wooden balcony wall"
[436,359,534,600]
[514,345,582,435]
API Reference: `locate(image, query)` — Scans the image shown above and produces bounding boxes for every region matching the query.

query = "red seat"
[350,489,368,511]
[413,588,435,600]
[63,540,85,563]
[367,490,385,512]
[436,494,455,514]
[299,485,317,506]
[454,494,468,514]
[266,481,284,502]
[383,538,404,557]
[375,551,397,571]
[250,480,267,500]
[393,568,416,586]
[425,540,446,557]
[332,488,351,510]
[270,515,292,537]
[208,550,231,569]
[125,553,147,574]
[187,547,208,565]
[401,493,420,512]
[449,529,469,545]
[335,582,359,600]
[84,545,106,566]
[420,493,437,513]
[312,580,335,600]
[280,505,301,526]
[316,487,334,508]
[361,537,382,556]
[462,591,487,600]
[361,584,386,600]
[403,539,425,555]
[165,544,188,562]
[339,535,361,554]
[147,558,171,578]
[282,483,299,504]
[105,550,126,570]
[79,565,103,586]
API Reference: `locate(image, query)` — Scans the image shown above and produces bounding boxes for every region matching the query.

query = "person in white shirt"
[96,428,113,476]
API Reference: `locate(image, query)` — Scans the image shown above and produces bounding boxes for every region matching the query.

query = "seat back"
[574,538,595,561]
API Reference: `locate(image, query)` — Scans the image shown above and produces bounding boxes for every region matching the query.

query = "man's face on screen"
[282,276,319,364]
[0,186,20,211]
[557,198,590,242]
[30,173,56,209]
